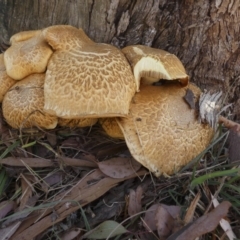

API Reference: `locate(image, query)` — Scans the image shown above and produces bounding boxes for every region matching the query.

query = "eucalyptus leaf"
[82,220,128,239]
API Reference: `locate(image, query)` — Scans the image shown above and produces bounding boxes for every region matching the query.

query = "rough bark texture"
[0,0,240,119]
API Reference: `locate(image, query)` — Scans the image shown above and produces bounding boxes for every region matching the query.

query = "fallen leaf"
[143,203,181,234]
[0,200,15,219]
[1,157,97,168]
[60,228,81,240]
[161,204,181,219]
[184,192,201,224]
[43,172,63,186]
[0,221,21,240]
[166,201,231,240]
[143,204,159,231]
[156,205,175,238]
[98,157,141,178]
[128,185,143,216]
[82,220,128,239]
[1,157,53,168]
[19,174,33,211]
[10,169,147,240]
[211,195,236,240]
[3,195,39,227]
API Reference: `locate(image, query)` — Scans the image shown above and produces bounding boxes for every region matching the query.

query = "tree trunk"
[0,0,239,119]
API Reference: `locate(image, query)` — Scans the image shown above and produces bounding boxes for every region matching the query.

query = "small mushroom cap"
[122,45,189,91]
[2,74,58,129]
[99,118,124,139]
[116,83,213,177]
[58,118,98,128]
[42,25,136,118]
[3,30,53,80]
[0,53,17,102]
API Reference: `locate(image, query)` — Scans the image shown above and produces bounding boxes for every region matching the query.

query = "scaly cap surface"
[4,30,53,80]
[117,83,213,177]
[43,25,136,118]
[2,74,58,129]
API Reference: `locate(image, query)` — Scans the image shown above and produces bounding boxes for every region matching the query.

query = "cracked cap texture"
[117,83,213,177]
[3,30,53,80]
[43,25,137,118]
[2,74,58,129]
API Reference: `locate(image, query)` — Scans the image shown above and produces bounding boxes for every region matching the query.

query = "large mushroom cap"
[116,83,213,177]
[0,53,17,102]
[42,25,136,118]
[3,30,53,80]
[2,74,58,129]
[122,45,189,90]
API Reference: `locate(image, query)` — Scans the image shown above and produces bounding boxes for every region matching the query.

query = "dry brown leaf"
[43,172,63,186]
[3,195,39,227]
[161,204,181,219]
[212,195,236,240]
[184,192,201,224]
[143,204,159,231]
[10,168,148,240]
[143,203,181,234]
[156,205,175,238]
[0,221,21,240]
[1,157,97,168]
[1,157,54,167]
[167,201,231,240]
[60,228,81,240]
[128,185,143,216]
[19,174,33,211]
[98,157,141,178]
[60,157,98,168]
[0,200,15,219]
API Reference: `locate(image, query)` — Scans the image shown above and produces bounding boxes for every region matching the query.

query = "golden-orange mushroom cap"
[122,45,189,91]
[0,53,17,102]
[58,118,98,128]
[3,30,53,80]
[42,25,136,118]
[2,74,58,129]
[116,83,213,177]
[99,118,124,139]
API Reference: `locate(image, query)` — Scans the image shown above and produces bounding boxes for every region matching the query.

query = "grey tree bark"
[0,0,240,118]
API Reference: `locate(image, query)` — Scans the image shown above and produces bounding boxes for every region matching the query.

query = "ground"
[0,112,239,239]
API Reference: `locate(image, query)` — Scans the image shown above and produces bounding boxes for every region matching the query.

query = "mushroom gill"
[0,53,17,102]
[2,74,58,129]
[3,30,53,80]
[115,83,213,177]
[42,25,137,118]
[122,45,189,91]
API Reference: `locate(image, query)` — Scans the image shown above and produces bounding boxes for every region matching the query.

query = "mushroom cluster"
[0,25,214,176]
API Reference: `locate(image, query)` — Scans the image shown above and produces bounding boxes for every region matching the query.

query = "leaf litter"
[0,118,239,239]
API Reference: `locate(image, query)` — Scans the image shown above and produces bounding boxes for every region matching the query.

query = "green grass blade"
[0,141,20,159]
[190,168,239,189]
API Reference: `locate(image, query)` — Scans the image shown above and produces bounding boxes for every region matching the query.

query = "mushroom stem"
[218,115,240,132]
